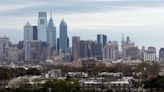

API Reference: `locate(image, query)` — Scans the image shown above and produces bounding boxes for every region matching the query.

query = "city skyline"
[0,0,164,51]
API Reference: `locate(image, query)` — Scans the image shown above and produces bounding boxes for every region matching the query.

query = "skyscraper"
[79,40,88,58]
[72,36,80,61]
[47,13,56,49]
[0,37,10,55]
[38,12,47,42]
[24,22,33,41]
[33,26,38,40]
[59,19,68,52]
[121,36,135,59]
[103,41,119,60]
[97,34,107,49]
[159,48,164,61]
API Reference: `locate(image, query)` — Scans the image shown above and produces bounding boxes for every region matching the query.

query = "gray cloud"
[0,0,164,17]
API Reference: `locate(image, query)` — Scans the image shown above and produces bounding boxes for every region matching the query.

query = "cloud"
[0,0,164,17]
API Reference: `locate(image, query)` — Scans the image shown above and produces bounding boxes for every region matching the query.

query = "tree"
[26,68,41,76]
[42,79,81,92]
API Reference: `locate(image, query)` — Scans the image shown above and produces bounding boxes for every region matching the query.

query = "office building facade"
[59,19,68,52]
[38,12,47,42]
[72,36,80,61]
[47,15,56,48]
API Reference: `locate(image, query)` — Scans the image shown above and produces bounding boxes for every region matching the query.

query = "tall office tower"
[144,47,156,62]
[79,40,88,58]
[121,35,135,59]
[97,34,107,49]
[79,40,100,59]
[38,12,47,42]
[57,38,60,50]
[103,41,119,61]
[59,19,68,52]
[47,14,56,49]
[24,22,33,41]
[72,36,80,61]
[93,42,102,60]
[33,26,38,40]
[159,48,164,61]
[0,37,10,55]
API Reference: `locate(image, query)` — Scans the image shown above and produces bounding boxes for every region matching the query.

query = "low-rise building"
[67,72,88,78]
[44,69,62,79]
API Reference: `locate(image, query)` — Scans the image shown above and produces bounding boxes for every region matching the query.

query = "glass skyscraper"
[97,34,107,49]
[47,14,56,49]
[38,12,47,42]
[59,19,68,52]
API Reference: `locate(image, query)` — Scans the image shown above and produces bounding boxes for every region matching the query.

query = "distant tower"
[38,12,47,42]
[159,48,164,61]
[97,34,107,49]
[59,19,68,52]
[24,22,33,41]
[121,33,125,58]
[33,26,38,40]
[47,12,56,49]
[72,36,80,61]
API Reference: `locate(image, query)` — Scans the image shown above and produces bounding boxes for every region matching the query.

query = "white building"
[38,12,47,42]
[45,69,62,79]
[144,47,156,62]
[24,22,33,41]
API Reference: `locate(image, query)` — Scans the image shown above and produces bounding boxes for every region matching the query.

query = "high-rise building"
[57,38,60,50]
[24,22,33,41]
[144,47,156,62]
[93,42,102,60]
[79,40,101,59]
[33,26,38,40]
[59,19,68,52]
[38,12,47,42]
[79,40,87,58]
[97,34,107,49]
[0,37,10,55]
[121,36,135,59]
[47,14,56,49]
[159,48,164,61]
[103,41,119,61]
[24,22,37,41]
[72,36,80,61]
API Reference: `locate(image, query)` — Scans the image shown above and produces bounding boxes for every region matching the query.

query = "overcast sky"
[0,0,164,50]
